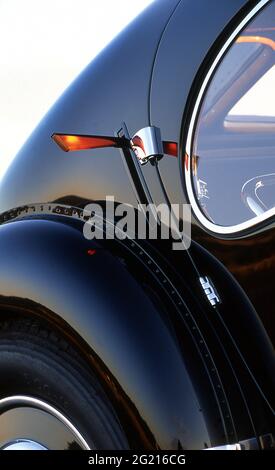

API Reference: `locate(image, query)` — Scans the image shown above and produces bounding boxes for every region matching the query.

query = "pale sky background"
[0,0,153,180]
[230,66,275,117]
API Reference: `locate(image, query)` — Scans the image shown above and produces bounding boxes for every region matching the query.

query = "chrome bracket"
[131,126,164,165]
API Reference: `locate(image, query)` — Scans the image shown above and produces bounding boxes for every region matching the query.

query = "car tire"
[0,318,128,450]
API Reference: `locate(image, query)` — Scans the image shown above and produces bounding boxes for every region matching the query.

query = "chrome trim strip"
[205,443,241,450]
[206,436,260,450]
[0,395,91,450]
[184,0,274,235]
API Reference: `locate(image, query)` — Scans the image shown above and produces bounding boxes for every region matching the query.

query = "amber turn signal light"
[52,132,178,158]
[52,133,124,152]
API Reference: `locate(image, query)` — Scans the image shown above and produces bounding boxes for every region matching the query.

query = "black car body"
[0,0,274,450]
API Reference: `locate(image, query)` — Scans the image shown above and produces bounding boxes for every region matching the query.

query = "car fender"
[0,215,212,450]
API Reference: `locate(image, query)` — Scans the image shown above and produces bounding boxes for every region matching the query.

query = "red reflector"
[184,152,189,171]
[163,141,178,157]
[87,249,97,256]
[52,133,122,152]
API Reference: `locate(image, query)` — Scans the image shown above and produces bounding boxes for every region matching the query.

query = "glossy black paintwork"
[0,0,274,449]
[0,216,213,449]
[0,212,273,447]
[0,0,180,214]
[149,0,275,343]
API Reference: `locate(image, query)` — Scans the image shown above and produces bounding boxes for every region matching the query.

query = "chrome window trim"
[184,0,274,235]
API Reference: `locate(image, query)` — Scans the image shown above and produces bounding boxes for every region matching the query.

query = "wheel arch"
[0,214,212,450]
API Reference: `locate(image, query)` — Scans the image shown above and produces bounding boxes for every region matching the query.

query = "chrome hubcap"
[2,439,48,450]
[0,395,90,450]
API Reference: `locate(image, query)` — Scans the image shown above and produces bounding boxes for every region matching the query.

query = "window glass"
[189,1,275,228]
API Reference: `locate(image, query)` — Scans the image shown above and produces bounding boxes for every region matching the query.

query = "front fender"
[0,216,211,449]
